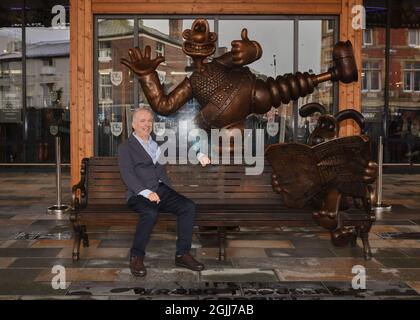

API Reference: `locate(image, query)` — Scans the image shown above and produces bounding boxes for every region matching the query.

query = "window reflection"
[97,19,134,156]
[1,0,71,163]
[297,19,336,144]
[95,17,338,157]
[387,27,420,164]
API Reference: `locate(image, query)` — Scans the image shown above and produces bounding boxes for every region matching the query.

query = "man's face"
[132,110,153,138]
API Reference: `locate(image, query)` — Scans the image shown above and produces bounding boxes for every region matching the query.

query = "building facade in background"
[1,0,419,170]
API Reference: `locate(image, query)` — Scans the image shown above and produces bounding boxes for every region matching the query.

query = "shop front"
[69,0,363,184]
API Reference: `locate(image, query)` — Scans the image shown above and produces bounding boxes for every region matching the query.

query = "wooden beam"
[70,0,93,186]
[339,0,363,136]
[91,0,342,15]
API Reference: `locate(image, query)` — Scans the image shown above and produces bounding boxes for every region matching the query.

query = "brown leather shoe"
[129,256,147,277]
[175,253,205,271]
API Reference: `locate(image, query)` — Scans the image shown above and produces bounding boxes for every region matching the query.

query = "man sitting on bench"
[118,106,211,277]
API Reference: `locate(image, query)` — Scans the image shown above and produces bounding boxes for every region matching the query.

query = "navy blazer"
[118,134,171,200]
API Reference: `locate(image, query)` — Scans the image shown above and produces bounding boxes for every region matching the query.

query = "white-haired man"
[118,106,210,277]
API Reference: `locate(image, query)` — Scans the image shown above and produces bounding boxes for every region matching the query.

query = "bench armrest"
[71,158,89,211]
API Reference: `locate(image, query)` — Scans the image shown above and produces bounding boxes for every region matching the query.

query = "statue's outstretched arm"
[139,73,193,116]
[121,46,193,115]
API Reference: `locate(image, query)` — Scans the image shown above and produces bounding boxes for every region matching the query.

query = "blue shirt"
[133,133,161,199]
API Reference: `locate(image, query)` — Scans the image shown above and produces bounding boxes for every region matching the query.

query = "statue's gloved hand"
[362,160,378,184]
[120,46,165,76]
[231,28,262,66]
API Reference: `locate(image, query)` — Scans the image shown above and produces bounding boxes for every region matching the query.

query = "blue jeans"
[127,183,196,257]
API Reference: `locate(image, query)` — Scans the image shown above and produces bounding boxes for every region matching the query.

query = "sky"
[143,19,323,77]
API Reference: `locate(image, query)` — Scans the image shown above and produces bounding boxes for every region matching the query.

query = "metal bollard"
[47,136,70,214]
[373,136,392,217]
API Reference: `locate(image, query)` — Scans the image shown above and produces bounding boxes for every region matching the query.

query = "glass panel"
[404,71,411,91]
[415,71,420,91]
[97,19,134,156]
[371,70,380,90]
[409,30,417,46]
[386,27,420,164]
[297,19,336,144]
[361,25,386,161]
[0,1,23,162]
[219,19,294,145]
[25,0,70,163]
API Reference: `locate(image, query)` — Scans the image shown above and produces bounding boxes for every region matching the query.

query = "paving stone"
[197,247,267,260]
[200,269,278,282]
[375,220,417,226]
[0,257,16,268]
[57,248,129,259]
[31,239,100,248]
[9,257,86,269]
[116,268,200,282]
[375,258,420,268]
[0,248,62,258]
[0,269,68,295]
[406,281,420,294]
[232,257,382,269]
[35,268,121,282]
[378,232,420,240]
[265,248,336,258]
[331,247,407,258]
[0,240,36,248]
[226,240,294,248]
[275,267,401,282]
[400,248,420,257]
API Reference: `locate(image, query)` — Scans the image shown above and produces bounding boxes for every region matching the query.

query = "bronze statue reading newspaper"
[266,103,378,259]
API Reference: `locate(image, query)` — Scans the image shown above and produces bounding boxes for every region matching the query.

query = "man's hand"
[198,154,211,167]
[231,28,262,66]
[120,46,165,77]
[148,192,161,203]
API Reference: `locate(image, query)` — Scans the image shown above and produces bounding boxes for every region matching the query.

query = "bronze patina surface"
[121,19,358,130]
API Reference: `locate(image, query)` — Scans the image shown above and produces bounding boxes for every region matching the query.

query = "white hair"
[132,105,154,124]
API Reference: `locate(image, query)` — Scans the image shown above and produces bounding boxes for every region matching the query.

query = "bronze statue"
[121,18,358,130]
[266,103,378,259]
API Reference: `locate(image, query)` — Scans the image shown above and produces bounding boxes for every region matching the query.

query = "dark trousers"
[127,183,196,257]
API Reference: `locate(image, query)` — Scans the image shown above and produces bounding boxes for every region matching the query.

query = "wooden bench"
[70,156,375,261]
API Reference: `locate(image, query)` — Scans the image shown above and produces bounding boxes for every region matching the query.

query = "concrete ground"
[0,170,420,300]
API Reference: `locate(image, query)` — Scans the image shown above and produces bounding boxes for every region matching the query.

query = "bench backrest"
[85,157,284,206]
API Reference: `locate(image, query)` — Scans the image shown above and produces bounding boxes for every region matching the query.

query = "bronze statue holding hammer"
[120,18,358,131]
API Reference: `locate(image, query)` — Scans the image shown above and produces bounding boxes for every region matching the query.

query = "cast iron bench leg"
[81,225,89,248]
[361,230,372,260]
[72,224,82,261]
[218,227,227,261]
